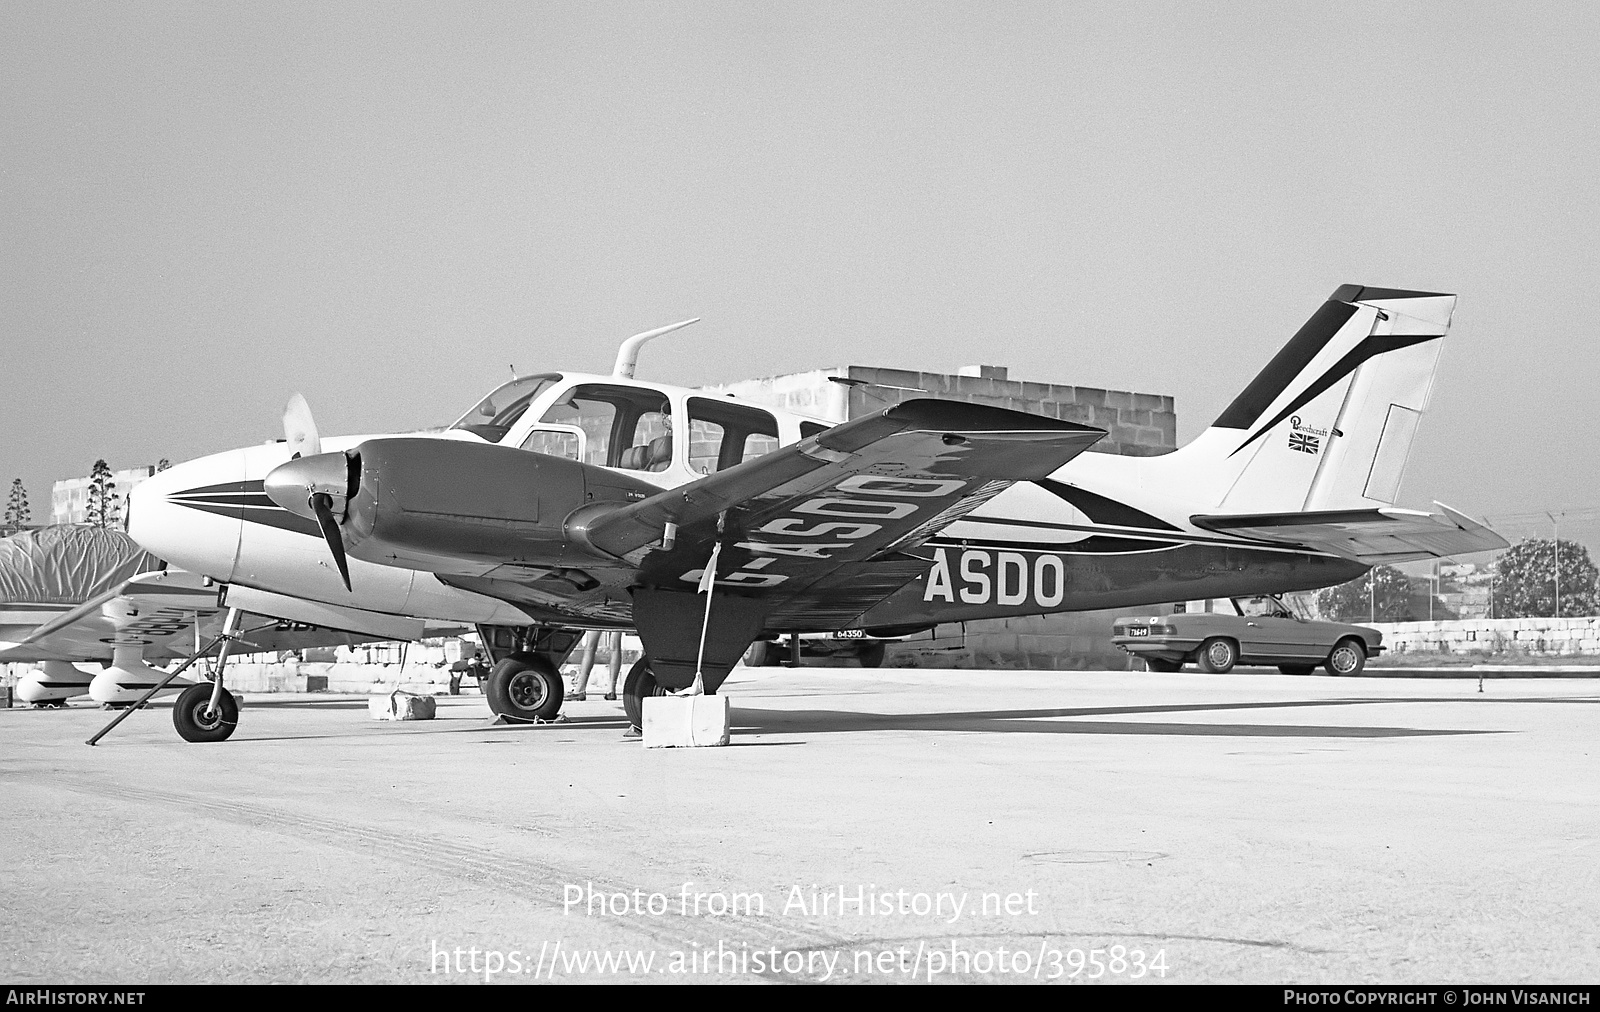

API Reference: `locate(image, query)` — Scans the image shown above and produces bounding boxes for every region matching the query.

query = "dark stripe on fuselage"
[1213,300,1358,430]
[930,536,1181,555]
[170,493,279,508]
[1034,479,1180,531]
[957,514,1305,552]
[172,498,322,539]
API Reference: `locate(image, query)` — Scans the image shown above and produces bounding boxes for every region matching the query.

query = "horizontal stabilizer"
[1191,502,1508,563]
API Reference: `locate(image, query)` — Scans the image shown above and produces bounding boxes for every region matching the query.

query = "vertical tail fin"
[1163,285,1455,513]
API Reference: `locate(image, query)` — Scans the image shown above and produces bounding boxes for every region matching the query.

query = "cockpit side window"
[686,397,780,474]
[450,374,560,443]
[540,384,672,470]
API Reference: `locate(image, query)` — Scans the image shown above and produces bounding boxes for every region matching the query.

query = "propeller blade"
[310,492,352,591]
[283,393,321,459]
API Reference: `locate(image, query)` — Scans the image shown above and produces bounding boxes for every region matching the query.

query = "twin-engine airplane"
[130,286,1506,741]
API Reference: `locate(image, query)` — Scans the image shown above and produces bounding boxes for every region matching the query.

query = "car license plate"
[1127,626,1149,637]
[834,629,865,639]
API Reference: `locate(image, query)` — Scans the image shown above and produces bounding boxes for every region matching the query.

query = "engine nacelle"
[266,438,661,579]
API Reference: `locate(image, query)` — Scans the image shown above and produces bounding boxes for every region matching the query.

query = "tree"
[84,460,121,529]
[1316,565,1415,622]
[4,478,29,528]
[1493,538,1597,618]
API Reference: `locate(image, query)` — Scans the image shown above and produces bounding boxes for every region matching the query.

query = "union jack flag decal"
[1288,432,1320,454]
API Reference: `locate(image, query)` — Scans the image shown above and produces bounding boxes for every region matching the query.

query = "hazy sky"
[3,3,1596,553]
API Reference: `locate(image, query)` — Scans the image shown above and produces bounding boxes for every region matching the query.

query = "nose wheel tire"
[173,682,239,743]
[1197,638,1238,674]
[1325,639,1367,676]
[485,653,564,723]
[622,658,672,728]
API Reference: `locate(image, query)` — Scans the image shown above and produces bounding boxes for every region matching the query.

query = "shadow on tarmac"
[726,696,1544,738]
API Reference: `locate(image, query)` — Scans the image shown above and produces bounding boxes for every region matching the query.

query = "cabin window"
[685,397,779,474]
[519,427,582,461]
[540,384,673,470]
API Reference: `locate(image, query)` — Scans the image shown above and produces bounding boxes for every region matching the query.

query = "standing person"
[571,630,622,701]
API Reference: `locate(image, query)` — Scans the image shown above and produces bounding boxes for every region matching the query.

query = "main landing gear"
[621,657,672,728]
[484,652,565,723]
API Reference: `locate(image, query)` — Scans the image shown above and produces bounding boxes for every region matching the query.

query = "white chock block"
[642,694,731,748]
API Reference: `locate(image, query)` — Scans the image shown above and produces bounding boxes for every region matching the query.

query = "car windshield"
[1234,595,1307,620]
[449,374,561,442]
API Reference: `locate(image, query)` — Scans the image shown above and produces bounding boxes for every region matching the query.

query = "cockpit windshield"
[449,374,561,443]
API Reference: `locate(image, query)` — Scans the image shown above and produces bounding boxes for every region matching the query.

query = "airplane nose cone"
[263,451,357,520]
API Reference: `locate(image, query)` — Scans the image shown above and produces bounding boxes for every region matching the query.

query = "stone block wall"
[1373,617,1600,657]
[842,367,1177,458]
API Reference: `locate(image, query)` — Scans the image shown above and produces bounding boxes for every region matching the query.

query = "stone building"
[51,465,161,526]
[704,363,1179,670]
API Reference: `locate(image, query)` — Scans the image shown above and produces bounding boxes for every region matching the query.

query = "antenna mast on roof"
[612,319,700,379]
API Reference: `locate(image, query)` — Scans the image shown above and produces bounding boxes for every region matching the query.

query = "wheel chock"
[369,691,436,721]
[641,694,730,748]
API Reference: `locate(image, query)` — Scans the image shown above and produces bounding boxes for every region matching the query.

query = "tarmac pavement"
[1,666,1595,984]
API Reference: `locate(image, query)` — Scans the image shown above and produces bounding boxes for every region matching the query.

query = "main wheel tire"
[1278,664,1317,676]
[485,652,564,723]
[622,657,671,728]
[172,682,239,743]
[857,642,886,668]
[1325,638,1367,676]
[1197,638,1238,674]
[1145,657,1182,672]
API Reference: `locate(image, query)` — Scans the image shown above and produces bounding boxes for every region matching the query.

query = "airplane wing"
[2,569,437,663]
[1190,502,1507,564]
[574,399,1106,686]
[588,399,1106,611]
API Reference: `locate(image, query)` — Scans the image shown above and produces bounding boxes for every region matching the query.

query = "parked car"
[744,630,903,668]
[1111,595,1383,675]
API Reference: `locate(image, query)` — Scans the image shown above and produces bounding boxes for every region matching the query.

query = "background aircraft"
[0,525,460,738]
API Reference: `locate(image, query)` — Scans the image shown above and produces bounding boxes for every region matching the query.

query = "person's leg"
[572,631,599,700]
[604,631,623,699]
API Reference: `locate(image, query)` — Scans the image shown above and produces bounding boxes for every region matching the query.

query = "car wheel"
[743,641,769,667]
[1277,664,1316,676]
[486,652,564,722]
[1325,638,1367,676]
[1145,658,1182,672]
[1197,638,1237,674]
[857,642,886,668]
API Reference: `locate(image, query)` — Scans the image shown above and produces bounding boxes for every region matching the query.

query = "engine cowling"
[264,438,661,579]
